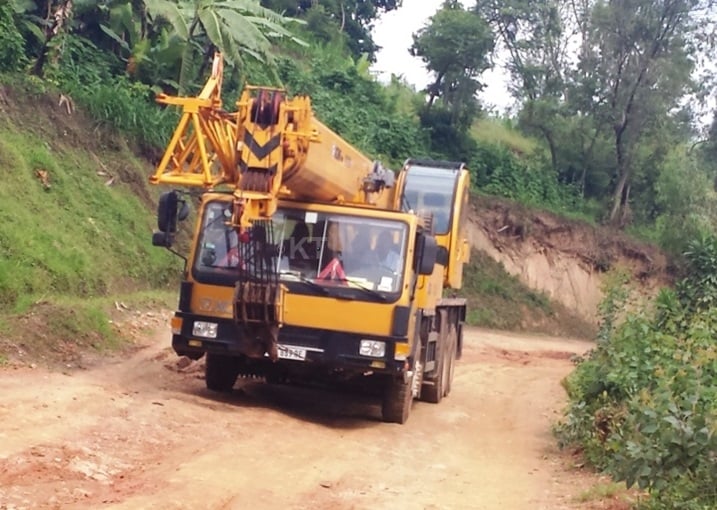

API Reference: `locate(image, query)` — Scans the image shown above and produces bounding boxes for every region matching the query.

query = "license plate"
[277,344,307,361]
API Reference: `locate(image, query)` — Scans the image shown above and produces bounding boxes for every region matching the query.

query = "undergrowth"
[461,250,551,328]
[555,235,717,509]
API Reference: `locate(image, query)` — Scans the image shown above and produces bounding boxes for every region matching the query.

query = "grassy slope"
[0,129,177,305]
[0,80,181,365]
[470,117,539,155]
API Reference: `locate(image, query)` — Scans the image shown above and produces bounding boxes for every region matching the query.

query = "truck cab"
[165,195,443,423]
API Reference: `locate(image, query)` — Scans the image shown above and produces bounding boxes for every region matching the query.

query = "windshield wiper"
[335,278,389,302]
[279,270,330,296]
[280,271,387,302]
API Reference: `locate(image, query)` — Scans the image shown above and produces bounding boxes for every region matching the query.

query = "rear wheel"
[382,373,414,424]
[205,353,239,392]
[421,323,457,403]
[421,330,446,404]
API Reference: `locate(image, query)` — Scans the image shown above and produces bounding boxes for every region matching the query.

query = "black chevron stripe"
[244,131,281,160]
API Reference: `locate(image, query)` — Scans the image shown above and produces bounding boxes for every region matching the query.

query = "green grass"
[0,126,179,312]
[470,117,539,155]
[576,481,632,503]
[459,249,553,330]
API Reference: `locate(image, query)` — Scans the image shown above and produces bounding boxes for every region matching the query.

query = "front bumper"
[171,312,408,375]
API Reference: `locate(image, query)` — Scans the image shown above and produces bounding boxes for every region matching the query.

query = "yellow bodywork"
[442,170,471,290]
[189,280,414,339]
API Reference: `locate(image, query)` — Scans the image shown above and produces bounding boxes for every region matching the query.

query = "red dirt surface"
[0,320,635,510]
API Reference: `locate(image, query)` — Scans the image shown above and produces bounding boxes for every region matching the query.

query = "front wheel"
[382,374,414,424]
[205,353,239,392]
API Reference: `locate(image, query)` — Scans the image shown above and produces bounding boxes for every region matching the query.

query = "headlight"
[192,321,218,338]
[359,339,386,358]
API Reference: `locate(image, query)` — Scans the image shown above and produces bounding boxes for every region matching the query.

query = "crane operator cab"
[397,159,471,289]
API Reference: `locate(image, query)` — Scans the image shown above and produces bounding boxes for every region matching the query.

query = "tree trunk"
[32,0,54,76]
[426,70,445,109]
[609,139,630,225]
[539,126,558,173]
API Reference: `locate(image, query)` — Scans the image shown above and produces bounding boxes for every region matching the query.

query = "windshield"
[193,202,408,297]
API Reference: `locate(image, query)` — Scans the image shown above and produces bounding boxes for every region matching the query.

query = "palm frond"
[144,0,190,40]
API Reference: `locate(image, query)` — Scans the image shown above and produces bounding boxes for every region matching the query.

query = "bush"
[470,141,580,211]
[44,35,176,152]
[555,235,717,509]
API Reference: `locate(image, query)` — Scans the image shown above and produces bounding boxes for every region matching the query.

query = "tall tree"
[474,0,572,174]
[574,0,708,225]
[411,0,493,128]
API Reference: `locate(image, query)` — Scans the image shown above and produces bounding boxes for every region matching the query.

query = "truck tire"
[420,324,457,403]
[420,333,446,404]
[420,346,444,404]
[205,353,239,392]
[382,374,414,424]
[444,325,457,396]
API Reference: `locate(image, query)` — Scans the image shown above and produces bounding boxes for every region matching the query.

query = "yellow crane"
[150,54,471,423]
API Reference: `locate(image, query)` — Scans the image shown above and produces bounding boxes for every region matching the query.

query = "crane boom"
[151,54,394,226]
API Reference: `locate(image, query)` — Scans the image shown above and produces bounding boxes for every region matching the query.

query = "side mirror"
[157,191,188,233]
[154,191,189,249]
[178,200,190,222]
[415,233,438,275]
[152,231,172,247]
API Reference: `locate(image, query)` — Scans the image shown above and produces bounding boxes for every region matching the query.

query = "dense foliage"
[0,3,25,72]
[556,237,717,509]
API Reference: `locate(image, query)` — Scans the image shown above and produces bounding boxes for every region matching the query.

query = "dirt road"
[0,321,617,510]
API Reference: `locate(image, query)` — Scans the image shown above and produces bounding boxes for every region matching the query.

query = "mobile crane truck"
[149,55,471,423]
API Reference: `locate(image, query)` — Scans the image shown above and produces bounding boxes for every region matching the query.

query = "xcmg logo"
[198,298,232,314]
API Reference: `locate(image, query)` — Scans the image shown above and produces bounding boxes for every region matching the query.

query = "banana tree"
[144,0,306,92]
[9,0,48,48]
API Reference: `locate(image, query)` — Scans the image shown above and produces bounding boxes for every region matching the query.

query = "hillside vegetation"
[0,83,181,364]
[0,87,176,309]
